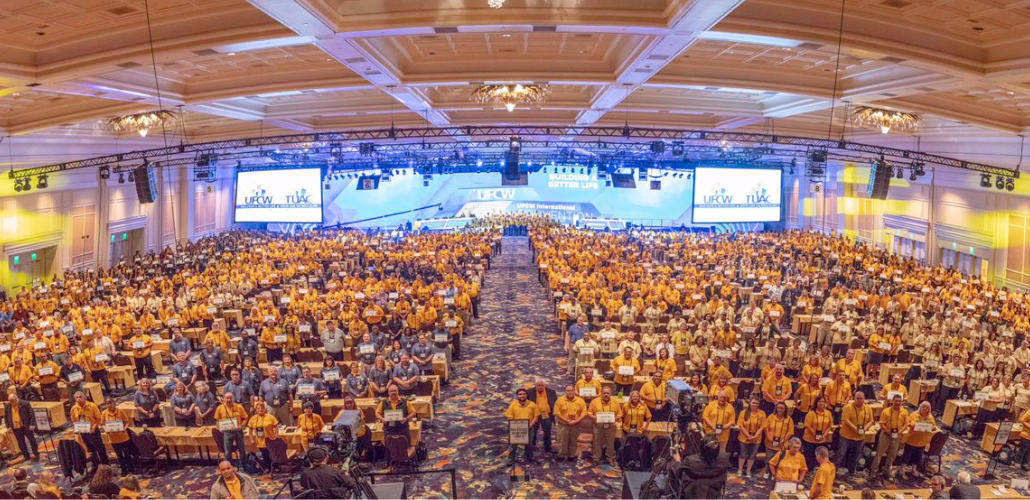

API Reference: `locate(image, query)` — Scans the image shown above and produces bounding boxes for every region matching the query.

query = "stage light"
[895,167,904,179]
[476,160,483,168]
[687,173,692,180]
[127,171,135,182]
[909,170,917,181]
[997,176,1006,190]
[23,179,30,192]
[1007,178,1015,191]
[912,161,926,176]
[13,179,22,192]
[981,173,992,188]
[37,175,48,189]
[99,166,111,179]
[118,172,125,184]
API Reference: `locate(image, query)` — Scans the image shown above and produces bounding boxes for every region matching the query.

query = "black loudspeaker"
[867,159,891,200]
[501,150,528,185]
[134,165,158,204]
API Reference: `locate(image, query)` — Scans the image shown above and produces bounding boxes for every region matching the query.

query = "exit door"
[109,228,144,268]
[7,246,56,293]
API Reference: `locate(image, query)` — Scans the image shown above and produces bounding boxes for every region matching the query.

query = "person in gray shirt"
[223,368,255,410]
[391,354,421,396]
[259,368,293,425]
[320,320,347,362]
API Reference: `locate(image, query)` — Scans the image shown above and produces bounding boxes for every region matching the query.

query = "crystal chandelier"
[471,83,549,112]
[488,0,505,8]
[850,106,921,135]
[106,110,179,137]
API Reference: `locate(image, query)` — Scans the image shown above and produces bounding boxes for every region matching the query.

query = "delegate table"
[981,422,1024,453]
[943,399,980,427]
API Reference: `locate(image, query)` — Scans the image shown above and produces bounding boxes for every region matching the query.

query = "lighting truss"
[8,126,1018,179]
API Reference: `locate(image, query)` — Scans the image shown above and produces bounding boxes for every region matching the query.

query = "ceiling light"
[909,170,917,181]
[127,171,135,183]
[1007,178,1015,191]
[472,83,549,112]
[22,179,30,192]
[895,167,904,179]
[981,173,992,188]
[697,31,803,47]
[997,176,1006,190]
[99,166,110,179]
[37,175,48,189]
[107,110,179,137]
[118,172,125,184]
[488,0,505,8]
[13,179,22,193]
[851,106,921,135]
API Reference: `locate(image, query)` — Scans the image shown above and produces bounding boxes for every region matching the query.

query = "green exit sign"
[123,233,128,241]
[12,256,19,265]
[31,253,37,261]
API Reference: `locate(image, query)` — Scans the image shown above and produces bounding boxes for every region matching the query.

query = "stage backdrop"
[322,169,696,228]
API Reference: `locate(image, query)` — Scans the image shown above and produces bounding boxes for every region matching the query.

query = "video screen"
[234,168,323,223]
[691,167,782,223]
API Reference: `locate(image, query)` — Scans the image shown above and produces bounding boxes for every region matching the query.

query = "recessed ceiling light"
[502,34,511,37]
[227,52,235,56]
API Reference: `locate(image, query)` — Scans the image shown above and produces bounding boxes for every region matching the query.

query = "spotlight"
[912,161,926,176]
[1007,178,1015,191]
[118,172,126,184]
[23,179,30,191]
[13,179,22,193]
[895,167,904,179]
[99,166,110,180]
[997,176,1006,190]
[909,170,917,181]
[37,175,48,189]
[127,171,135,182]
[981,173,992,188]
[686,173,692,180]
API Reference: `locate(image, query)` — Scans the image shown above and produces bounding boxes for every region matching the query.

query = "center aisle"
[420,236,622,499]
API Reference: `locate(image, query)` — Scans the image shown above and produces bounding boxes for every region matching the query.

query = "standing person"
[259,366,293,426]
[900,402,939,479]
[552,384,586,461]
[702,388,736,453]
[526,379,557,455]
[768,437,808,484]
[101,402,135,474]
[871,393,909,479]
[247,401,279,471]
[837,391,873,475]
[214,392,248,467]
[210,460,260,500]
[587,387,623,466]
[3,392,38,461]
[320,320,347,362]
[808,446,836,500]
[611,347,641,397]
[736,395,765,477]
[504,388,539,465]
[128,326,156,380]
[133,378,163,427]
[71,391,108,467]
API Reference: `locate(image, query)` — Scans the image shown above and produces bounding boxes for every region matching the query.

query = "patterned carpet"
[1,236,1027,498]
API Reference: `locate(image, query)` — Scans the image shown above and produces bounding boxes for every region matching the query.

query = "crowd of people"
[0,226,497,498]
[487,214,1030,497]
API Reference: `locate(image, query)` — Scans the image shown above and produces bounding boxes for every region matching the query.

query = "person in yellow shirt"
[215,392,249,467]
[761,364,792,413]
[808,446,836,500]
[639,371,669,421]
[71,391,108,467]
[802,396,834,468]
[553,384,587,460]
[769,437,808,483]
[588,387,623,466]
[1018,404,1030,468]
[837,391,873,474]
[259,320,285,363]
[204,328,232,352]
[101,404,134,474]
[8,357,35,399]
[824,371,852,418]
[899,401,938,478]
[879,373,909,403]
[34,355,61,398]
[654,348,677,382]
[296,402,325,452]
[701,388,736,452]
[736,396,766,477]
[794,372,822,421]
[504,388,539,464]
[832,349,863,387]
[247,401,279,471]
[575,367,603,400]
[611,347,641,396]
[872,393,909,479]
[4,392,39,461]
[622,390,652,434]
[763,401,795,466]
[127,327,156,379]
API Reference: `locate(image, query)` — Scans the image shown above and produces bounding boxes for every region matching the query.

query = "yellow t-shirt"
[770,450,807,482]
[701,401,735,442]
[224,474,244,500]
[534,389,551,417]
[622,402,651,432]
[553,396,587,422]
[840,403,874,441]
[809,462,836,499]
[248,413,279,448]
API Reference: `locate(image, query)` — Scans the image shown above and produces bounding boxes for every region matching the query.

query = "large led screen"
[234,168,324,223]
[691,167,783,223]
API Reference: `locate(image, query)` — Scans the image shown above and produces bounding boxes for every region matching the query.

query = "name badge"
[105,420,125,432]
[772,438,781,447]
[815,431,824,440]
[596,411,616,424]
[857,426,865,435]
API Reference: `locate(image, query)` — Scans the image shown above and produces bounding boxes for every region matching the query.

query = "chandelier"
[488,0,505,8]
[471,83,549,112]
[850,106,921,135]
[106,110,179,137]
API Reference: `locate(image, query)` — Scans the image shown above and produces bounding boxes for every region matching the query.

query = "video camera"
[314,410,363,459]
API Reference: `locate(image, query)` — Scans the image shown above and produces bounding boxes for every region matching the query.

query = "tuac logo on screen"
[286,188,311,204]
[747,185,770,204]
[245,186,273,205]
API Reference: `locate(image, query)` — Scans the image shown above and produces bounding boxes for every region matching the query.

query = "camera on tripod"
[314,410,363,459]
[667,380,707,414]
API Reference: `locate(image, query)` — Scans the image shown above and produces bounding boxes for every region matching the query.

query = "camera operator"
[298,448,357,496]
[668,436,731,499]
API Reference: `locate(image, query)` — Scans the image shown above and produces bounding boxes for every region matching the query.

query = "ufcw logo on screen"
[697,184,775,208]
[245,187,273,205]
